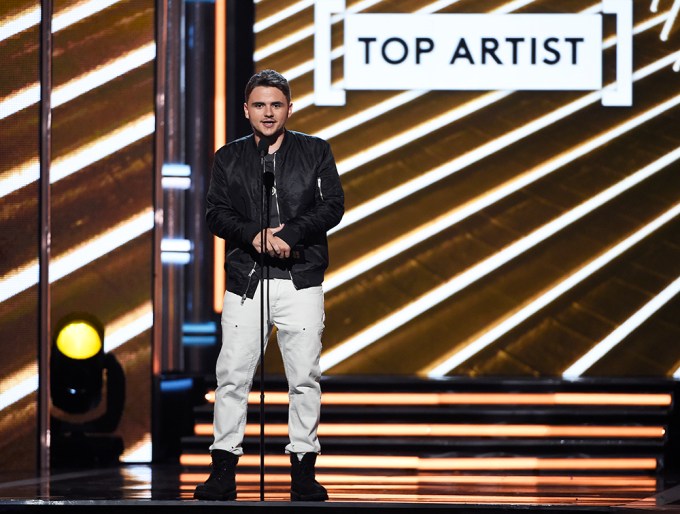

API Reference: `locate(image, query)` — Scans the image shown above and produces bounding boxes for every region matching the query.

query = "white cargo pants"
[210,279,324,456]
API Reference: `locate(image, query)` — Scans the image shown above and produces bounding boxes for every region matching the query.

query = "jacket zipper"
[241,263,257,305]
[272,154,295,284]
[273,154,282,225]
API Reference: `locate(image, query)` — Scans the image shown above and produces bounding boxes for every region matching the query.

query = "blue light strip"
[160,378,194,392]
[183,335,217,346]
[183,322,217,334]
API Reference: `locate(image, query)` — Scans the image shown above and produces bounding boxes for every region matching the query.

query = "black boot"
[290,453,328,501]
[194,450,239,501]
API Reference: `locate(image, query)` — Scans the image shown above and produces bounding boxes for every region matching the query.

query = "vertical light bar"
[563,275,680,378]
[602,0,633,106]
[39,0,53,474]
[214,0,226,151]
[314,0,346,106]
[213,0,227,313]
[153,0,169,380]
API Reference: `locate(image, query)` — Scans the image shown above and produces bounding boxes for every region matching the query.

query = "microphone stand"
[257,138,273,501]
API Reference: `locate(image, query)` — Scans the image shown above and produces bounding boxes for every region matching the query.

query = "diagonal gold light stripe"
[562,274,680,378]
[0,209,154,304]
[0,112,154,198]
[323,134,680,373]
[0,0,124,43]
[425,198,680,377]
[0,43,155,121]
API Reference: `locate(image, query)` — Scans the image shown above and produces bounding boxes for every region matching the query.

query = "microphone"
[258,137,275,191]
[257,137,270,157]
[263,159,275,190]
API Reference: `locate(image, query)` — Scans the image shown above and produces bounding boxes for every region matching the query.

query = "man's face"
[244,86,292,142]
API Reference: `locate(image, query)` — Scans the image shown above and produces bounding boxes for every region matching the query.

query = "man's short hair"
[244,69,291,103]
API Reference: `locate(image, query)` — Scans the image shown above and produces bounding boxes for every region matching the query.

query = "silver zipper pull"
[241,266,257,305]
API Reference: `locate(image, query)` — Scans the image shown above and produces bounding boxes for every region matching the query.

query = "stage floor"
[1,464,680,513]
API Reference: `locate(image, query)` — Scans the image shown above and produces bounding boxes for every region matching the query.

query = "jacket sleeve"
[205,148,260,246]
[275,141,344,247]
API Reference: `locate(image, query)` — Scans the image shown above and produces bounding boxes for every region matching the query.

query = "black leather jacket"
[206,130,344,300]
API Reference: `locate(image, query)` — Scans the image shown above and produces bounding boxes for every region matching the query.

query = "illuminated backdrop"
[254,0,680,378]
[0,0,155,469]
[0,0,678,473]
[0,0,41,473]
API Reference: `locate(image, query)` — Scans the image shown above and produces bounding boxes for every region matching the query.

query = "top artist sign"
[313,0,633,107]
[344,14,602,91]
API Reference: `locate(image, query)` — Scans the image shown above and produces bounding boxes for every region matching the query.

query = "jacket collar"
[250,129,291,157]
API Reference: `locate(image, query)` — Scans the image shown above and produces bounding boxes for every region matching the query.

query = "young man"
[194,70,344,502]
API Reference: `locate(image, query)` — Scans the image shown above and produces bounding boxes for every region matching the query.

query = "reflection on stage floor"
[1,463,680,512]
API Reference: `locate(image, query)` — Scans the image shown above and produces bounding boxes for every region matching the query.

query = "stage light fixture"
[51,314,105,414]
[50,313,126,467]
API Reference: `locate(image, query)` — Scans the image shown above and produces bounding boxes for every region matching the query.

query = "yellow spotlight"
[50,313,126,467]
[51,313,105,414]
[56,321,102,360]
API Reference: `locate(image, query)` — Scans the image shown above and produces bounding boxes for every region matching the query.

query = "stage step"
[175,376,680,474]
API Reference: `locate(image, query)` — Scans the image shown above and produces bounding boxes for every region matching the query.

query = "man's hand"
[252,224,291,258]
[270,225,291,258]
